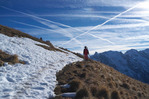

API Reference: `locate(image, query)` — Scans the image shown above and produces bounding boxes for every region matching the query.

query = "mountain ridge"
[91,49,149,84]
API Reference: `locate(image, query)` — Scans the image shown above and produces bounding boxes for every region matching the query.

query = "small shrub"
[107,78,111,82]
[52,96,63,99]
[19,60,26,64]
[85,65,93,71]
[79,73,86,78]
[120,91,123,95]
[8,54,19,64]
[132,87,136,91]
[134,96,138,99]
[0,60,4,66]
[0,50,9,59]
[75,88,89,99]
[73,70,78,74]
[120,83,130,90]
[90,86,98,97]
[101,75,105,79]
[111,91,120,99]
[137,92,141,97]
[96,87,109,99]
[54,86,61,95]
[115,83,118,88]
[0,50,24,65]
[68,80,82,92]
[108,82,113,88]
[76,64,82,68]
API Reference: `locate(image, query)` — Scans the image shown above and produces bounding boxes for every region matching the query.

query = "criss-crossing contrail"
[1,6,83,32]
[1,6,115,45]
[61,2,142,46]
[1,6,84,45]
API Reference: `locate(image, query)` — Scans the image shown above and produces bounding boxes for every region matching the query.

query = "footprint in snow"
[6,77,15,82]
[32,87,45,90]
[40,82,48,86]
[3,89,12,92]
[1,95,10,98]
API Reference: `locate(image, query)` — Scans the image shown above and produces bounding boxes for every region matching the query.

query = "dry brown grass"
[111,90,120,99]
[53,60,149,99]
[36,44,66,53]
[68,80,82,92]
[0,49,25,66]
[90,85,98,97]
[120,83,130,90]
[0,60,4,66]
[75,88,90,99]
[59,47,84,59]
[96,86,109,99]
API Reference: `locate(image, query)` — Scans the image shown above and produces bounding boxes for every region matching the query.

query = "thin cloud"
[62,2,141,46]
[125,35,149,40]
[87,0,143,8]
[74,22,149,32]
[39,14,109,19]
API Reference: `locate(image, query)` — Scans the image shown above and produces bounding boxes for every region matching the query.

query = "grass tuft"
[90,86,98,97]
[111,91,120,99]
[68,80,82,92]
[120,83,130,90]
[96,87,109,99]
[0,60,4,66]
[7,54,19,64]
[0,49,25,66]
[51,96,63,99]
[36,44,66,53]
[75,88,89,99]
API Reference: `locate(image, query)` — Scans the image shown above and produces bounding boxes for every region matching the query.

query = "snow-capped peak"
[91,49,149,84]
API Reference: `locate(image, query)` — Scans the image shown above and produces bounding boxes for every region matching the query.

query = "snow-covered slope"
[0,33,82,99]
[91,49,149,84]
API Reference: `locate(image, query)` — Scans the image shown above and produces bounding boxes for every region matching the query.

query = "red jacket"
[83,48,89,55]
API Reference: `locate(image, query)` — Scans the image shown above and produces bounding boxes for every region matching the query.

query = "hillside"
[0,25,82,98]
[91,50,149,84]
[53,60,149,99]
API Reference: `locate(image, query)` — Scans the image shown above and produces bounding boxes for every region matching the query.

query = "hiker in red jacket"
[83,46,89,61]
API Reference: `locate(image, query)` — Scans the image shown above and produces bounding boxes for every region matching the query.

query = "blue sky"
[0,0,149,54]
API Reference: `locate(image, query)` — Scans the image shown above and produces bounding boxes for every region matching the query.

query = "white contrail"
[1,6,115,45]
[1,6,82,32]
[34,19,84,46]
[1,6,84,45]
[88,33,115,44]
[13,20,83,45]
[12,21,50,30]
[61,2,142,46]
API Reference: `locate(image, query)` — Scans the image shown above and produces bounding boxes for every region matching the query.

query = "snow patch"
[0,34,82,99]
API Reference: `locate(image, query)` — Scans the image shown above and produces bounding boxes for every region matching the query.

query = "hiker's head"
[84,46,87,49]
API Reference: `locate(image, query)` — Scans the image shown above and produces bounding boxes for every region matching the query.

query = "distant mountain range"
[91,49,149,84]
